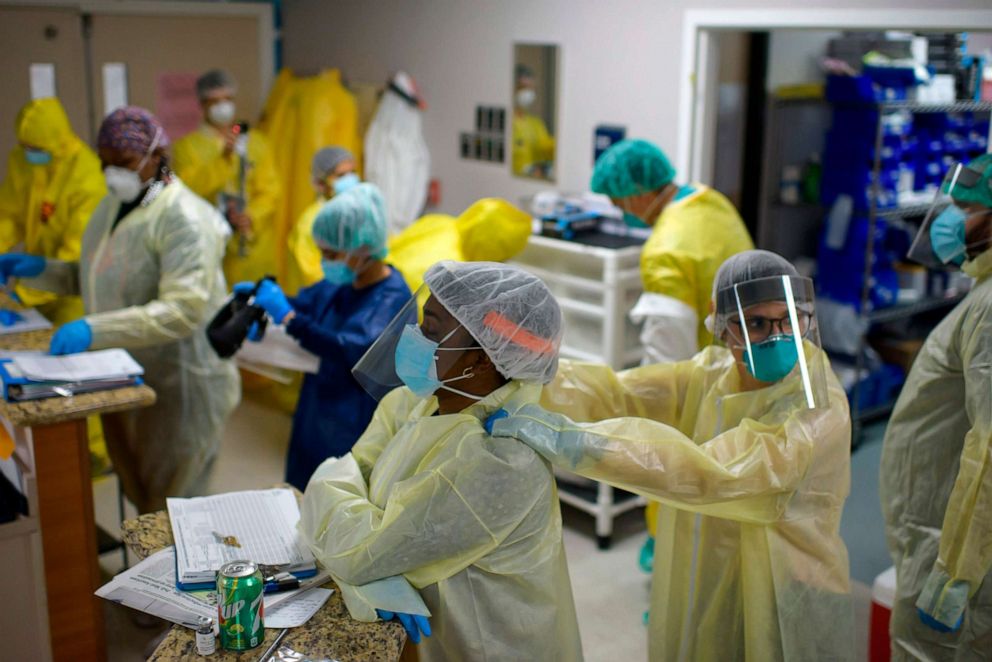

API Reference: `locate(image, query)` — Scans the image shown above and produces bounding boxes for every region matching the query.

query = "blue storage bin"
[826,75,910,104]
[817,215,901,311]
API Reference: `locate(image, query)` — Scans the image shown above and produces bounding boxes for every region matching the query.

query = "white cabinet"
[511,233,647,548]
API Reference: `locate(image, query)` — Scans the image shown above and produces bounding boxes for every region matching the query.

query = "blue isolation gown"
[284,267,411,488]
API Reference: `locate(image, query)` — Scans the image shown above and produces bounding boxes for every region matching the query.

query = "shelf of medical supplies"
[866,293,966,324]
[845,97,992,444]
[878,100,992,114]
[876,202,932,220]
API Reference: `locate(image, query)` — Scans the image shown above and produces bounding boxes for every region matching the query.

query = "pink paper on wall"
[156,72,202,141]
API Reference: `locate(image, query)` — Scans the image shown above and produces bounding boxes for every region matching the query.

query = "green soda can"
[217,560,265,650]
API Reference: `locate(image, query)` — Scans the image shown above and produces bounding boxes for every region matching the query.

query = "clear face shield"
[713,275,829,409]
[352,285,486,402]
[907,163,992,268]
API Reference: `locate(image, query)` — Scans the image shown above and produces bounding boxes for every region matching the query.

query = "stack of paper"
[0,349,144,401]
[236,325,320,381]
[96,546,332,630]
[167,488,318,590]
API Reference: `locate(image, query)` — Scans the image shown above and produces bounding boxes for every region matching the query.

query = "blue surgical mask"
[622,211,649,228]
[322,259,355,285]
[24,148,52,166]
[742,335,798,383]
[394,324,481,400]
[333,173,360,196]
[930,205,967,266]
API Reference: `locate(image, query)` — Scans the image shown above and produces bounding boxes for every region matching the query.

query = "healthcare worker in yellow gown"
[300,261,583,661]
[285,146,359,295]
[490,250,854,661]
[881,155,992,659]
[512,64,555,178]
[1,107,239,513]
[172,69,280,285]
[0,98,105,324]
[592,138,754,557]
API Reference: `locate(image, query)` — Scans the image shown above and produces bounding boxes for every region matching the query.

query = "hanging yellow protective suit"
[27,180,240,513]
[642,185,754,349]
[511,112,555,176]
[171,124,281,285]
[387,198,531,310]
[0,98,105,324]
[881,247,992,659]
[258,69,362,282]
[300,382,583,661]
[493,347,853,661]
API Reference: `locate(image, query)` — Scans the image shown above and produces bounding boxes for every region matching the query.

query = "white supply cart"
[511,232,647,548]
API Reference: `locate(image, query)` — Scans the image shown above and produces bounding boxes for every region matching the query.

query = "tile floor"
[94,396,889,661]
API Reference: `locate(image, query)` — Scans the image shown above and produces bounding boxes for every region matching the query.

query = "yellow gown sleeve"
[917,305,992,624]
[301,432,550,588]
[0,153,28,252]
[245,132,280,230]
[540,357,692,427]
[640,243,698,309]
[171,132,236,203]
[85,203,221,349]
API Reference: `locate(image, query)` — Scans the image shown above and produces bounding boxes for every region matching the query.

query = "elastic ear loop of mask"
[432,325,485,401]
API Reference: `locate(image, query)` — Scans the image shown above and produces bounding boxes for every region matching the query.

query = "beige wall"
[88,13,263,140]
[0,6,91,179]
[283,0,991,215]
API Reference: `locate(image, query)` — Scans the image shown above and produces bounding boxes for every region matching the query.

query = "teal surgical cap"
[312,183,389,259]
[947,153,992,209]
[590,139,676,199]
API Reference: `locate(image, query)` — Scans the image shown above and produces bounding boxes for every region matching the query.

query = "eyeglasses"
[727,311,812,344]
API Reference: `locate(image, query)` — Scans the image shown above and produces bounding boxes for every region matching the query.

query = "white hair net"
[311,146,355,181]
[710,249,812,339]
[196,69,237,99]
[312,183,388,259]
[424,261,562,384]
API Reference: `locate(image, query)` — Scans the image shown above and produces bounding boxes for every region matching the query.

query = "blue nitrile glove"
[0,253,46,284]
[376,609,431,644]
[254,278,292,324]
[232,281,255,296]
[918,608,963,633]
[246,321,263,342]
[0,309,23,326]
[484,408,509,435]
[49,319,92,355]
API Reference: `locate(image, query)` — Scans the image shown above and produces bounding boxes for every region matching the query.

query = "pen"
[263,571,300,594]
[255,628,287,662]
[263,577,300,594]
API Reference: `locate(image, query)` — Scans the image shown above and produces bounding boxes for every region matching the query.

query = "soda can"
[217,560,265,650]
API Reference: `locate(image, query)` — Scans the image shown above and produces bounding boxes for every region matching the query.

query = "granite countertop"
[0,327,156,426]
[122,510,406,662]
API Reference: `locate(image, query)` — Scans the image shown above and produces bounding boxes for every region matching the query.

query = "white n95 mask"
[104,166,145,203]
[208,100,236,126]
[516,89,536,109]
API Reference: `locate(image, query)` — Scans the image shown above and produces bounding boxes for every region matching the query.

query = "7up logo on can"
[217,560,265,650]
